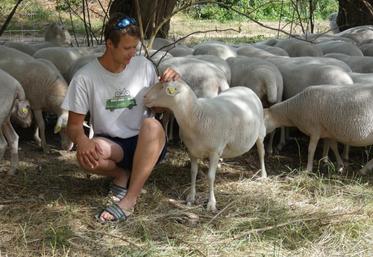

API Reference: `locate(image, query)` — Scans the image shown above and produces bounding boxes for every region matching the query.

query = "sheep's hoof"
[186,194,195,206]
[206,202,217,213]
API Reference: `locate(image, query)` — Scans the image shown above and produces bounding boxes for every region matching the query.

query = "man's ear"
[166,85,178,96]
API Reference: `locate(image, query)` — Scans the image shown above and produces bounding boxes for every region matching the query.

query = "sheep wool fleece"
[62,56,158,138]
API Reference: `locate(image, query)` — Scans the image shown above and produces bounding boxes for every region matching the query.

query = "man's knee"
[75,154,99,173]
[141,118,165,137]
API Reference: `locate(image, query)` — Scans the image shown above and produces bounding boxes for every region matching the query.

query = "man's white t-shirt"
[62,56,158,138]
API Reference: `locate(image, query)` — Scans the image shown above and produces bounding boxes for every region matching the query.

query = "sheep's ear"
[54,115,67,134]
[166,85,177,96]
[54,124,62,134]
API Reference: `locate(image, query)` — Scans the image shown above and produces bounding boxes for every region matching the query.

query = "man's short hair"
[104,13,141,46]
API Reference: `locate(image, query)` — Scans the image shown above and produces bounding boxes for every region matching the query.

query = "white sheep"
[336,25,373,45]
[0,69,32,175]
[265,84,373,173]
[33,47,94,81]
[317,40,363,56]
[158,56,230,141]
[0,46,73,152]
[144,80,267,211]
[252,44,289,56]
[44,22,72,46]
[236,45,277,58]
[273,38,323,57]
[328,12,339,34]
[193,41,237,60]
[227,56,283,105]
[324,53,373,73]
[359,43,373,56]
[191,54,232,85]
[266,56,353,99]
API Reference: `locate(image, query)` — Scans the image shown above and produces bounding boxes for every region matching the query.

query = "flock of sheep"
[1,21,373,211]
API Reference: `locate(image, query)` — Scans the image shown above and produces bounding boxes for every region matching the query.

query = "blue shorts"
[97,134,167,171]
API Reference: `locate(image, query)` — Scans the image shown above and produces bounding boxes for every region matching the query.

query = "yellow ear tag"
[166,86,177,96]
[54,125,62,134]
[21,108,28,114]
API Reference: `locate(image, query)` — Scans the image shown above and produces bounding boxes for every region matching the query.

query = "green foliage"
[186,0,338,21]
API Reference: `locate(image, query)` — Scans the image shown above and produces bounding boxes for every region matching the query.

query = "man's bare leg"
[99,118,166,221]
[77,137,130,187]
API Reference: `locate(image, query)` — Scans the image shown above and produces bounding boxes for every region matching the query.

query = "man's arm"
[67,111,102,169]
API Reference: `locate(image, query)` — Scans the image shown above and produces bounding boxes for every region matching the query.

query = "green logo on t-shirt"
[105,96,137,111]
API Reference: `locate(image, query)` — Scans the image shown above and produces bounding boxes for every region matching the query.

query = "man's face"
[108,34,139,66]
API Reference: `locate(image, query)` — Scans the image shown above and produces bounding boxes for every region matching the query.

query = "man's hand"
[76,137,103,170]
[159,67,181,82]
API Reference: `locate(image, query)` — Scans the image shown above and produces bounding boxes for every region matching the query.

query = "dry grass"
[1,125,373,257]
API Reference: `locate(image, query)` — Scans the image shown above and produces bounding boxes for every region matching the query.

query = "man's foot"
[108,183,128,202]
[95,203,133,224]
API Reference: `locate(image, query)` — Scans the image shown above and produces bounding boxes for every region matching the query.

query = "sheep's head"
[11,99,32,128]
[144,80,184,108]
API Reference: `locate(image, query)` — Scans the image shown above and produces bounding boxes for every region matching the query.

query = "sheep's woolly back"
[193,42,237,60]
[0,45,34,62]
[159,57,229,98]
[336,25,373,45]
[274,39,323,57]
[317,41,363,56]
[324,53,373,73]
[266,56,353,99]
[227,56,283,105]
[0,58,68,113]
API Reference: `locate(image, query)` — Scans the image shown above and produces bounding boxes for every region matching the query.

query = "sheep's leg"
[343,145,350,161]
[266,130,276,155]
[2,119,19,175]
[322,139,330,163]
[329,140,344,172]
[359,158,373,175]
[0,129,7,164]
[276,127,287,152]
[306,135,319,172]
[256,137,267,178]
[33,109,48,152]
[186,155,198,206]
[206,153,219,212]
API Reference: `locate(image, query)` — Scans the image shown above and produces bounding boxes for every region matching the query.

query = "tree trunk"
[0,0,23,36]
[337,0,373,31]
[109,0,177,39]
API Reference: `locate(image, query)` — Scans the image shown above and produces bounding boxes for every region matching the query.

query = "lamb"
[264,84,373,173]
[0,69,32,175]
[0,47,73,152]
[324,53,373,73]
[144,80,267,211]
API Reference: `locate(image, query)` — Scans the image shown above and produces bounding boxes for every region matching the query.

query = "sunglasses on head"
[113,17,137,30]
